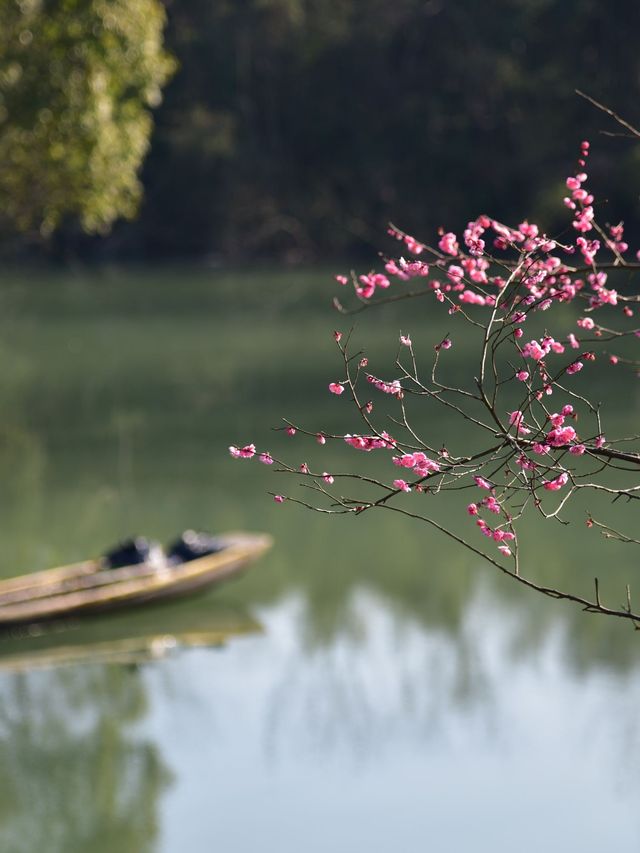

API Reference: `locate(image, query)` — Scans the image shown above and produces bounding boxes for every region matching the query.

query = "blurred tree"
[136,0,640,261]
[0,0,175,238]
[1,0,640,260]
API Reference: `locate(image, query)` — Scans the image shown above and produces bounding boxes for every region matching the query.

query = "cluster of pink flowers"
[392,451,440,477]
[229,444,256,459]
[388,225,425,255]
[344,431,396,451]
[472,510,516,558]
[588,272,618,308]
[236,136,639,595]
[439,231,459,256]
[356,273,390,299]
[521,335,565,361]
[607,221,628,255]
[459,289,492,306]
[543,471,569,491]
[565,141,595,233]
[463,219,486,256]
[434,336,452,351]
[508,410,531,436]
[366,374,403,397]
[385,258,429,280]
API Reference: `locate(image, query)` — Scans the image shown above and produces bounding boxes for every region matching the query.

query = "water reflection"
[0,664,169,853]
[143,588,640,851]
[0,598,262,672]
[0,268,638,851]
[0,600,260,853]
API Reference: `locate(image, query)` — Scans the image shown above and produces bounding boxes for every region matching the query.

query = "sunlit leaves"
[0,0,176,236]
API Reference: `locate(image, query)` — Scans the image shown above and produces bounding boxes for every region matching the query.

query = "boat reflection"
[0,596,263,672]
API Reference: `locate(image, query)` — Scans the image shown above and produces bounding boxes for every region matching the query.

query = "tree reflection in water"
[255,588,640,767]
[0,663,171,853]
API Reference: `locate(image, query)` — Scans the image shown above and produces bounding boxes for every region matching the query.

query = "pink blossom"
[566,361,583,374]
[391,258,429,278]
[464,220,486,256]
[567,333,580,349]
[569,444,586,455]
[447,265,464,283]
[497,545,512,557]
[334,330,342,342]
[229,444,256,459]
[522,340,546,361]
[474,476,492,490]
[516,453,536,471]
[400,334,412,347]
[594,435,606,449]
[394,454,416,468]
[316,433,326,445]
[344,432,396,452]
[273,495,285,503]
[299,462,309,474]
[573,206,594,233]
[609,355,619,365]
[322,473,334,484]
[484,495,501,514]
[259,452,274,465]
[519,220,539,238]
[286,426,296,436]
[367,375,403,396]
[393,452,440,473]
[335,275,348,285]
[577,316,595,330]
[329,383,345,395]
[404,235,424,255]
[516,370,529,382]
[546,426,577,447]
[438,231,459,256]
[356,273,390,299]
[543,472,569,491]
[459,289,486,306]
[392,479,411,492]
[509,410,530,435]
[467,503,478,516]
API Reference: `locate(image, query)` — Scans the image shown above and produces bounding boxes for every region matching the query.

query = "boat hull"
[0,532,272,627]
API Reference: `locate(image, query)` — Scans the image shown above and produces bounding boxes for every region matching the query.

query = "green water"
[0,267,638,852]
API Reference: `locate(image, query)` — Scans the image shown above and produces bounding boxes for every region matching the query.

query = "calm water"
[0,267,638,852]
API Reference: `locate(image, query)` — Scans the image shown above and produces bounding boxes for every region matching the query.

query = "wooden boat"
[0,599,263,672]
[0,531,272,627]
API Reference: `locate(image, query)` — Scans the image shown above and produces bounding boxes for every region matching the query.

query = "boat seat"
[167,530,226,564]
[104,537,164,570]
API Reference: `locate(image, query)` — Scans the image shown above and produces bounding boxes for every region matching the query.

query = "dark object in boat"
[104,537,163,570]
[167,530,226,564]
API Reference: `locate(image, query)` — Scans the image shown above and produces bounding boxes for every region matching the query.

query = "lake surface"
[0,266,638,852]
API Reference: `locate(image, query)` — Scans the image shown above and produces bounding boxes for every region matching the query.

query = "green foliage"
[0,0,175,236]
[1,0,640,256]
